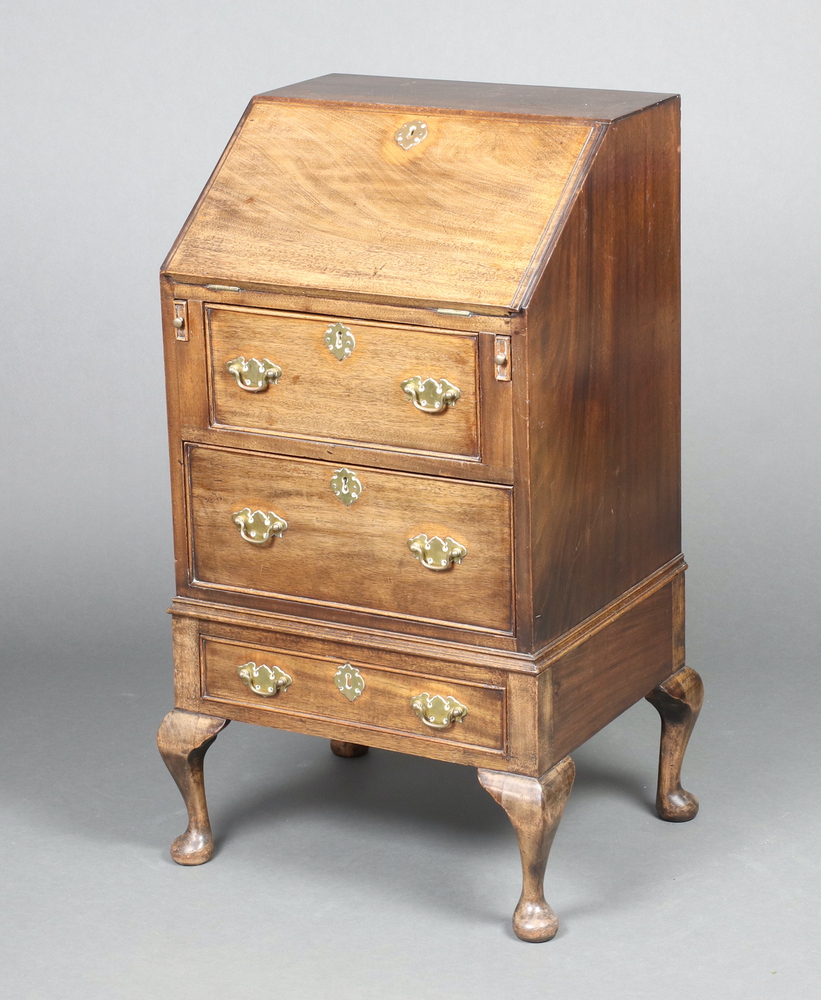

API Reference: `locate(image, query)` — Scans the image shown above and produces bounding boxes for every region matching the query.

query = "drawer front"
[206,305,479,458]
[201,635,506,751]
[187,443,514,633]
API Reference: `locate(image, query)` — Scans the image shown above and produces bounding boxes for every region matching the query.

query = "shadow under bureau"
[157,73,703,942]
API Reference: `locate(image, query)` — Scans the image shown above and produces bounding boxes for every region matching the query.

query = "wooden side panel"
[524,99,681,647]
[165,101,595,310]
[672,571,686,672]
[186,444,514,633]
[548,583,674,764]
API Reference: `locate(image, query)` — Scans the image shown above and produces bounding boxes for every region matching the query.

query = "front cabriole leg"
[478,757,575,942]
[645,666,704,821]
[157,709,229,865]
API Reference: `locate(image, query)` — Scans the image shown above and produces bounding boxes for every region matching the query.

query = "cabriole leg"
[646,666,704,822]
[478,757,575,943]
[330,740,369,758]
[157,709,229,865]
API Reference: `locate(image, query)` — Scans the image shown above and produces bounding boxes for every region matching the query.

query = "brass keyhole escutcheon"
[324,322,355,361]
[334,663,365,702]
[395,120,428,149]
[331,468,363,506]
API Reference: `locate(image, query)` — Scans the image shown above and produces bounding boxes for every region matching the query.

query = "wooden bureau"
[157,74,703,942]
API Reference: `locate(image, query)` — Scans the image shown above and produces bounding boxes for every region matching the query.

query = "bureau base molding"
[167,561,684,777]
[168,552,685,676]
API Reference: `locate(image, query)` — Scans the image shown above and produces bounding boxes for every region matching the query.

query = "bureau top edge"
[258,73,679,124]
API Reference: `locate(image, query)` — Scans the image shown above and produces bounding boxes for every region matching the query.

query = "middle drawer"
[185,443,514,633]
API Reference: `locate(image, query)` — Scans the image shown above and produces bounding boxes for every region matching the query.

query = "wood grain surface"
[164,101,595,309]
[206,305,480,458]
[158,78,691,942]
[646,665,703,821]
[201,635,506,751]
[548,582,675,766]
[478,757,575,942]
[157,709,229,865]
[185,443,514,632]
[165,293,513,488]
[521,98,681,647]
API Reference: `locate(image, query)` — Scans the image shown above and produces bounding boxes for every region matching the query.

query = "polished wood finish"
[170,612,520,772]
[523,97,681,646]
[164,102,597,311]
[167,279,514,334]
[646,666,704,821]
[166,293,514,492]
[201,634,506,751]
[186,443,514,632]
[159,75,698,940]
[167,579,691,777]
[548,581,675,767]
[479,757,575,942]
[206,305,482,459]
[330,740,369,758]
[157,709,228,865]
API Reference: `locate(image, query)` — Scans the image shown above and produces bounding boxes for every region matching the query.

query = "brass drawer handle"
[237,661,292,697]
[227,355,282,391]
[411,692,468,730]
[408,533,467,571]
[232,507,288,545]
[400,376,461,413]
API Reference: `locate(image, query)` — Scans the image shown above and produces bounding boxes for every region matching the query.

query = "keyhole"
[341,476,349,494]
[335,332,343,348]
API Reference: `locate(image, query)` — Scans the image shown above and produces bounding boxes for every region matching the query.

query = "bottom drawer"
[201,635,506,752]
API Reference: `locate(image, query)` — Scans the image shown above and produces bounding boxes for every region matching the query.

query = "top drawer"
[206,305,481,459]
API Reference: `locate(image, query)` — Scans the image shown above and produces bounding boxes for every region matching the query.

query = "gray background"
[1,1,818,997]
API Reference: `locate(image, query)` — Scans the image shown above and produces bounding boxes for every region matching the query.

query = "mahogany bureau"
[157,74,703,942]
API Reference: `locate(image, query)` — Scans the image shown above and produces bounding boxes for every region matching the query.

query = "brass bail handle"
[401,376,461,413]
[231,507,288,545]
[226,356,282,391]
[237,662,292,697]
[408,533,467,571]
[410,693,469,730]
